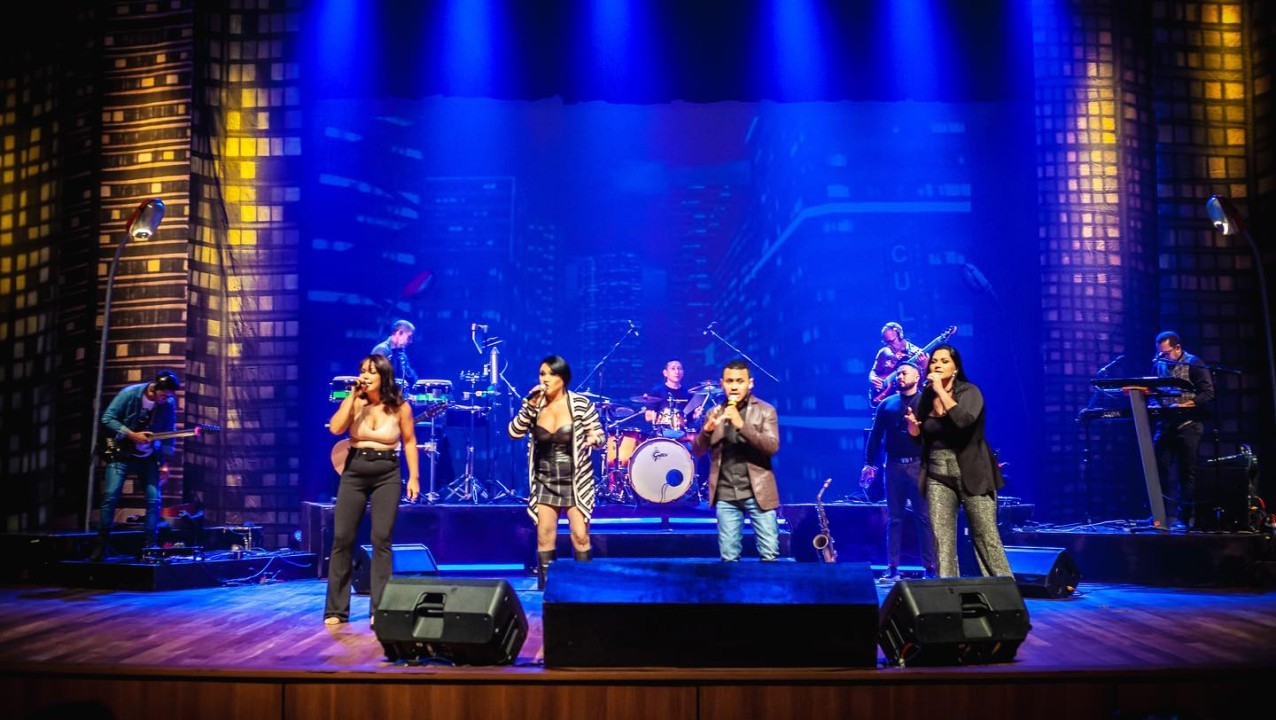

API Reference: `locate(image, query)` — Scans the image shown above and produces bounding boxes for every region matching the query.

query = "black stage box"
[374,577,527,666]
[878,575,1031,666]
[1195,466,1252,532]
[542,558,879,668]
[353,543,438,595]
[1005,545,1080,598]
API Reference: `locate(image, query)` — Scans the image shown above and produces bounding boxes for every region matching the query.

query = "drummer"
[639,359,699,437]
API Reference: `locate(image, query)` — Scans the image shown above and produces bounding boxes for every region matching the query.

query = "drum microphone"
[627,320,639,337]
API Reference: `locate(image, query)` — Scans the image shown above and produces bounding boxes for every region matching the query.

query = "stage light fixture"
[85,198,167,531]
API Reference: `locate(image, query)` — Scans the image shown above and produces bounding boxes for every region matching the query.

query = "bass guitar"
[869,325,958,408]
[330,401,447,474]
[100,424,221,463]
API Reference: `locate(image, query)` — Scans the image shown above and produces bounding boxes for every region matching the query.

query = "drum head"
[629,438,696,503]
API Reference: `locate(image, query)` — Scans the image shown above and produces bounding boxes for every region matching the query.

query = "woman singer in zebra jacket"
[508,355,605,589]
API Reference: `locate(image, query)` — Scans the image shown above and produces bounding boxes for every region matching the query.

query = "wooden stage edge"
[4,661,1267,720]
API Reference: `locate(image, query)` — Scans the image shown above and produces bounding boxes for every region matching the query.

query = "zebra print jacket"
[508,391,602,523]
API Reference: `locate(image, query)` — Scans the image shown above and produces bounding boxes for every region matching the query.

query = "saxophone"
[812,477,837,563]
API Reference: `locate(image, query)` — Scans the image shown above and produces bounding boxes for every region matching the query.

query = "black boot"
[537,550,555,590]
[88,528,109,562]
[573,548,592,562]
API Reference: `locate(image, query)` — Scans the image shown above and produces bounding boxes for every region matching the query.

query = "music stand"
[1090,376,1194,530]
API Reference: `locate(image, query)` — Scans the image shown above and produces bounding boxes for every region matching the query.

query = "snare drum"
[329,376,358,403]
[605,429,645,470]
[628,438,696,503]
[412,379,453,405]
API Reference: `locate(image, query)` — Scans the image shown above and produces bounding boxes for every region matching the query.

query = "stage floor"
[4,567,1274,720]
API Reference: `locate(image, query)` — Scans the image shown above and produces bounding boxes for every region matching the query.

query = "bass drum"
[628,438,696,503]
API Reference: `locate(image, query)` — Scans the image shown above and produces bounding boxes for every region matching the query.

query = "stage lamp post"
[84,198,166,531]
[1205,195,1276,427]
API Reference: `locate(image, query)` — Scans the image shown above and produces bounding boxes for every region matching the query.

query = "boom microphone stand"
[702,322,779,382]
[574,321,640,392]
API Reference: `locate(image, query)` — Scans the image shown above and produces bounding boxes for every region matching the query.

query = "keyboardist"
[1151,331,1215,531]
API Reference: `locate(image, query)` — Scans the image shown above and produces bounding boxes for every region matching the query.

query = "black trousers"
[1154,421,1203,524]
[325,451,401,621]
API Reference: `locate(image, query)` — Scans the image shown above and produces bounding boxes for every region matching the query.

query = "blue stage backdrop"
[299,97,1039,507]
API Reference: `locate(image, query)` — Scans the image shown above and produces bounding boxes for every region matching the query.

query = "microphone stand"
[704,325,779,382]
[574,324,638,392]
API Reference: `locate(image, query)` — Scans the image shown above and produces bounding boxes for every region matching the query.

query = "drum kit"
[589,380,725,505]
[327,372,514,505]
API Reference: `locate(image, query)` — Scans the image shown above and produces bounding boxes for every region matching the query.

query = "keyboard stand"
[1124,387,1168,530]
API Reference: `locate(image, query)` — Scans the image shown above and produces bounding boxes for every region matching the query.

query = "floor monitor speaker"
[352,543,438,595]
[878,575,1031,666]
[1005,545,1080,598]
[374,577,527,666]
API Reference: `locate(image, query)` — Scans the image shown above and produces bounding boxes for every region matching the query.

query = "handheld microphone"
[526,384,546,400]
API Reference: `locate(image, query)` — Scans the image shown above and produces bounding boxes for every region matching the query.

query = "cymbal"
[606,405,637,419]
[579,390,611,402]
[689,381,720,393]
[631,393,665,405]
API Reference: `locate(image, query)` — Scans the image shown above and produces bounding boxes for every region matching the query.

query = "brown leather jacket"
[690,395,781,510]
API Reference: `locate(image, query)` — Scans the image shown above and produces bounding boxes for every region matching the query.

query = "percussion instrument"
[412,378,452,405]
[628,438,697,503]
[605,429,646,470]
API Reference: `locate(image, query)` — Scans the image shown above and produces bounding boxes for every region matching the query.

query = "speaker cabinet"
[543,558,880,668]
[878,576,1031,667]
[1195,467,1251,532]
[352,543,438,595]
[374,578,528,666]
[1005,545,1080,598]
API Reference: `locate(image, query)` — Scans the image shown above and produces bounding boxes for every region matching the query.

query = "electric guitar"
[330,401,447,475]
[868,325,958,408]
[100,424,221,463]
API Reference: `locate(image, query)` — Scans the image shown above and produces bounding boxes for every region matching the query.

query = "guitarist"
[92,370,181,560]
[869,322,929,401]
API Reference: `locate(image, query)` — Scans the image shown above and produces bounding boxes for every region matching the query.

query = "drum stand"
[416,416,443,505]
[445,405,488,505]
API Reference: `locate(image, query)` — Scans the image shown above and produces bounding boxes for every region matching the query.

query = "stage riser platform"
[51,553,319,592]
[1009,530,1275,587]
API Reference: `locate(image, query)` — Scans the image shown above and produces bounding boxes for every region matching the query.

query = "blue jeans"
[100,458,162,536]
[715,497,780,561]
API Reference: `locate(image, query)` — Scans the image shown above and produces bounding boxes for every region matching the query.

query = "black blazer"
[914,378,1004,496]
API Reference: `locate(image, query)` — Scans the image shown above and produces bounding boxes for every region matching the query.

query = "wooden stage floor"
[3,569,1274,720]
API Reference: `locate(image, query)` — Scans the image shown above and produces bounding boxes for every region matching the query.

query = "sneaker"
[877,567,902,585]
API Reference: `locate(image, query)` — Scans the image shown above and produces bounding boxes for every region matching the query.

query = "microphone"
[703,321,718,336]
[627,320,639,337]
[472,323,488,332]
[525,384,546,400]
[1152,352,1165,362]
[1096,355,1125,376]
[727,393,740,407]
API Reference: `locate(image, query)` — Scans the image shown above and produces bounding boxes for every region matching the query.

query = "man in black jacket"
[1152,331,1216,531]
